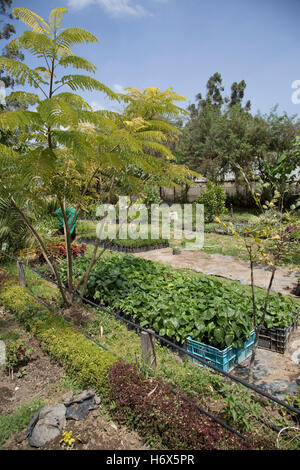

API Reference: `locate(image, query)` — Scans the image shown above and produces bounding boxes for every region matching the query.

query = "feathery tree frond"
[0,142,19,159]
[58,55,97,73]
[37,97,79,128]
[6,91,40,107]
[49,7,68,29]
[57,74,118,100]
[13,30,55,58]
[0,109,43,131]
[0,57,48,89]
[56,27,98,48]
[123,86,188,120]
[13,7,51,34]
[55,92,92,111]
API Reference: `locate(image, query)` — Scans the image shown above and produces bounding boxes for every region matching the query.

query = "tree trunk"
[58,199,73,292]
[248,266,276,383]
[9,197,71,306]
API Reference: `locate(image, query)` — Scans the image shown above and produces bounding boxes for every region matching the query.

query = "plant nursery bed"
[258,317,299,354]
[186,331,256,372]
[77,238,169,253]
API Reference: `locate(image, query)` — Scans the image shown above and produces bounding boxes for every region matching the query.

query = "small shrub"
[36,242,87,263]
[221,391,262,432]
[197,181,227,223]
[5,339,32,376]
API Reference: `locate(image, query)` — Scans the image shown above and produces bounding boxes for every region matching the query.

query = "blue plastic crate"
[186,331,255,373]
[186,337,236,372]
[235,331,255,363]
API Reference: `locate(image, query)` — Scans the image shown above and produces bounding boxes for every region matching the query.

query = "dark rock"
[64,389,96,406]
[64,389,101,421]
[27,404,66,448]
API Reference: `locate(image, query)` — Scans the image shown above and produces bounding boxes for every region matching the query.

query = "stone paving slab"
[133,248,299,297]
[232,328,300,399]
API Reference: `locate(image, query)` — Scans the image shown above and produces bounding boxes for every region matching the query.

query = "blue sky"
[4,0,300,117]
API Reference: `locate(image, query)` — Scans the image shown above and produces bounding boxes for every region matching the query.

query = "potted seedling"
[295,276,300,297]
[172,240,183,255]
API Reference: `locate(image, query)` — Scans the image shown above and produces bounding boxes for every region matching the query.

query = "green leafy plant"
[5,338,32,378]
[221,391,263,432]
[55,253,298,350]
[197,181,227,223]
[16,366,27,378]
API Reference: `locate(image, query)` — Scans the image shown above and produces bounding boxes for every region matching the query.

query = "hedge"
[0,280,117,392]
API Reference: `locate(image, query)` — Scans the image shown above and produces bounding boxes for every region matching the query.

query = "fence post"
[141,329,157,375]
[17,261,26,287]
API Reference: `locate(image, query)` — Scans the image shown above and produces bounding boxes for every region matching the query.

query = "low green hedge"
[0,281,117,392]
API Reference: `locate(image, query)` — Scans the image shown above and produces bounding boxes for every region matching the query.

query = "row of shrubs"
[0,273,116,392]
[0,274,272,450]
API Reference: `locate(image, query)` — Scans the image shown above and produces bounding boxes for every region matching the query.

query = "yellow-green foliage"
[0,282,117,391]
[0,283,37,316]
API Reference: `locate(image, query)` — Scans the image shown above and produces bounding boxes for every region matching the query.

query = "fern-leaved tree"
[0,7,196,306]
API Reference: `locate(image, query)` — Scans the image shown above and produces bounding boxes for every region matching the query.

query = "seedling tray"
[186,331,255,372]
[258,317,298,354]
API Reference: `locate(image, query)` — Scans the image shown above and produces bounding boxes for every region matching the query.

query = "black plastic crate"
[258,316,298,354]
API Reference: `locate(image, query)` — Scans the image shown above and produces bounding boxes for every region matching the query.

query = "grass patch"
[0,399,44,449]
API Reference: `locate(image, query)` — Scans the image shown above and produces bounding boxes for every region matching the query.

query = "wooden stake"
[141,329,156,375]
[17,261,26,287]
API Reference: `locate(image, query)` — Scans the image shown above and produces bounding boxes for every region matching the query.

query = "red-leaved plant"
[107,361,272,450]
[37,242,87,263]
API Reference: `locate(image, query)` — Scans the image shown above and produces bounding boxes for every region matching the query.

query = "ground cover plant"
[54,253,299,349]
[107,361,271,450]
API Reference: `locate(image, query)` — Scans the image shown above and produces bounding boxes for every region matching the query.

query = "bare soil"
[4,409,149,451]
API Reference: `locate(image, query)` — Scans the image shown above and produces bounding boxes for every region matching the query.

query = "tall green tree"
[0,0,24,89]
[0,7,195,306]
[176,73,299,200]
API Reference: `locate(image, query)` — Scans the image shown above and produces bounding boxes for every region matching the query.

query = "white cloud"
[67,0,152,17]
[113,83,125,93]
[90,100,104,110]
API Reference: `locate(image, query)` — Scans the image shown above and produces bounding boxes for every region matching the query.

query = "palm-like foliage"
[0,198,33,251]
[0,7,197,302]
